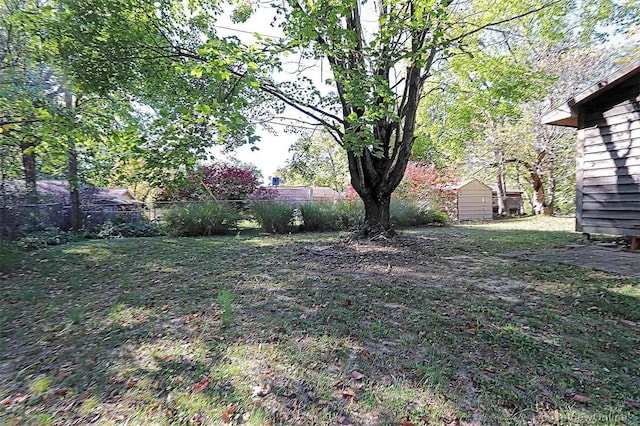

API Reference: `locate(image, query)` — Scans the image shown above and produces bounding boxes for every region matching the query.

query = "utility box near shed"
[453,179,493,221]
[543,59,640,237]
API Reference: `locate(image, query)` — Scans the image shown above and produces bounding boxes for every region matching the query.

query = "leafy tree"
[1,0,146,227]
[55,0,599,236]
[421,52,550,214]
[394,162,459,214]
[277,131,349,192]
[157,163,260,201]
[53,0,269,181]
[414,0,632,215]
[0,0,57,198]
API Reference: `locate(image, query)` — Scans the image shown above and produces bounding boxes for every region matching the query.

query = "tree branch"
[449,0,564,44]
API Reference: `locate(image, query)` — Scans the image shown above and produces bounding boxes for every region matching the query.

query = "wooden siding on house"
[576,76,640,236]
[543,59,640,237]
[273,186,340,204]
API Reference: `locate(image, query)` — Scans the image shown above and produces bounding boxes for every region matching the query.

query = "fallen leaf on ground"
[2,393,29,405]
[252,383,271,397]
[221,405,237,423]
[338,416,354,425]
[190,412,203,425]
[572,394,590,404]
[108,375,124,384]
[350,370,364,380]
[342,388,355,399]
[193,378,209,393]
[48,388,70,397]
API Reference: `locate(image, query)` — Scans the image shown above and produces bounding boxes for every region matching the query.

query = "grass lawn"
[1,216,638,425]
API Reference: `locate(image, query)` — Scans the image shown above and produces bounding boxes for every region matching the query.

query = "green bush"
[334,200,364,230]
[16,227,80,251]
[84,219,162,239]
[251,201,294,233]
[300,202,342,232]
[390,201,420,227]
[0,241,24,273]
[163,202,242,236]
[418,208,448,226]
[391,201,448,227]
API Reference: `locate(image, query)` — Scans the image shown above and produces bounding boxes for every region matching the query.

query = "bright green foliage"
[0,0,149,199]
[277,132,349,192]
[54,0,274,176]
[217,290,234,327]
[13,0,629,233]
[414,0,630,214]
[1,1,56,184]
[416,50,551,168]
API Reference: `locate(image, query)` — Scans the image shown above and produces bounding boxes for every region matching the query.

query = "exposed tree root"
[349,222,398,242]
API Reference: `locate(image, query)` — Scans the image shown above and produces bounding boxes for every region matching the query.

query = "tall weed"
[300,202,341,231]
[217,291,234,327]
[251,201,294,233]
[334,200,364,230]
[163,202,241,236]
[391,201,447,227]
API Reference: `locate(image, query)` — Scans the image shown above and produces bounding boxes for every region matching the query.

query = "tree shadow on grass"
[0,229,638,425]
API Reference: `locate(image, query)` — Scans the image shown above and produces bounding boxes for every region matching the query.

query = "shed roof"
[487,184,523,196]
[542,59,640,127]
[451,179,492,191]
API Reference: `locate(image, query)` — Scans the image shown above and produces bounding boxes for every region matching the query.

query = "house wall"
[577,75,640,236]
[457,180,493,221]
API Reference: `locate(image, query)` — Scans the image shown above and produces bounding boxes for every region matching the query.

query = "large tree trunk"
[20,137,37,202]
[527,149,549,215]
[495,150,507,216]
[546,172,555,215]
[321,3,429,239]
[531,169,547,215]
[347,150,400,238]
[359,192,394,237]
[65,88,82,231]
[67,139,81,231]
[546,151,556,215]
